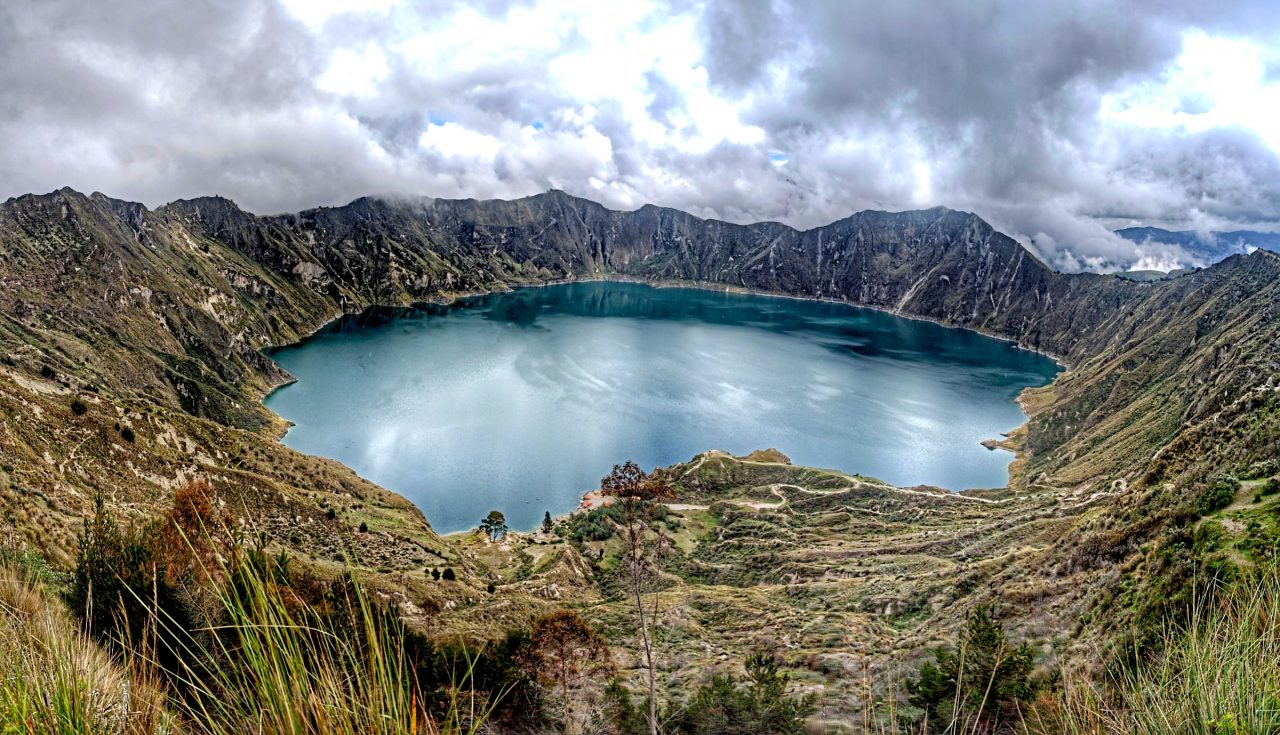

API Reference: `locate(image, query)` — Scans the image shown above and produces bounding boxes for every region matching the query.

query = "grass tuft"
[1032,566,1280,734]
[0,561,170,734]
[1,538,496,735]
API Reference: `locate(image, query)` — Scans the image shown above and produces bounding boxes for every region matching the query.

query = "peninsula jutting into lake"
[265,281,1060,532]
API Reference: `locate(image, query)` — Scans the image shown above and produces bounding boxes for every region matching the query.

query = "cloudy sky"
[2,0,1279,272]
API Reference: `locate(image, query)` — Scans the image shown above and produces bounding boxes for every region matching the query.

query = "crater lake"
[264,282,1061,533]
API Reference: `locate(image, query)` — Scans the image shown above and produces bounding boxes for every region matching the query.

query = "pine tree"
[906,605,1038,732]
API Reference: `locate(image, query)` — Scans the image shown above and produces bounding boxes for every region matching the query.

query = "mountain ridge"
[1,184,1278,715]
[4,184,1276,478]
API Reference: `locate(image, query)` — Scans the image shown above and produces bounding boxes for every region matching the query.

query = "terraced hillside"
[456,447,1117,720]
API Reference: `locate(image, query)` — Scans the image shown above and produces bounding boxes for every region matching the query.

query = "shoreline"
[519,274,1072,367]
[253,272,1069,509]
[257,273,1072,369]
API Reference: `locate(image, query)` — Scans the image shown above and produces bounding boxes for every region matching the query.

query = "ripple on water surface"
[264,282,1061,533]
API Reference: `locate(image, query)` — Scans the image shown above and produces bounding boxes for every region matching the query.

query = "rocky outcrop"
[157,189,1148,358]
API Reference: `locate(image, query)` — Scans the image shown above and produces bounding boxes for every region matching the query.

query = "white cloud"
[278,0,398,29]
[318,44,390,97]
[1101,30,1280,153]
[418,122,502,161]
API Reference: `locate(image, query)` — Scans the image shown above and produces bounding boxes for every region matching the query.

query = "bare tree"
[526,609,615,734]
[600,461,674,735]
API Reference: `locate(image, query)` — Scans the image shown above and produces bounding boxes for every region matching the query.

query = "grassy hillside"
[1,187,1278,723]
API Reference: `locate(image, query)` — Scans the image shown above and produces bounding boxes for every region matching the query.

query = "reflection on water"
[265,282,1060,532]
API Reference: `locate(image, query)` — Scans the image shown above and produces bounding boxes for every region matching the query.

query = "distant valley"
[1114,225,1280,267]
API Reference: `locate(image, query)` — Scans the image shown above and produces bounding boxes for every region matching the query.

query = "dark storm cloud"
[699,0,795,91]
[1,0,1278,271]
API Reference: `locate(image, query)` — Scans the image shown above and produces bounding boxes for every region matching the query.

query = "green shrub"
[906,605,1039,733]
[1196,476,1239,516]
[566,505,617,542]
[65,494,199,684]
[120,425,135,442]
[67,495,159,639]
[405,625,546,729]
[0,545,58,586]
[1241,459,1279,480]
[669,651,815,734]
[69,398,87,416]
[602,678,649,735]
[1263,477,1280,496]
[564,500,675,544]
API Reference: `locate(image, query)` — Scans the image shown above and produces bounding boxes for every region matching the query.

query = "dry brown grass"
[0,564,170,734]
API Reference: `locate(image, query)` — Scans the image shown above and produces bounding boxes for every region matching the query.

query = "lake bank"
[263,281,1060,532]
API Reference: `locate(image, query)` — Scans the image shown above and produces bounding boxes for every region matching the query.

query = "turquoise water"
[264,282,1060,533]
